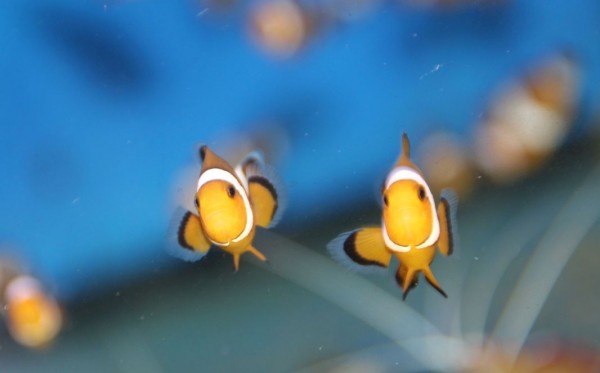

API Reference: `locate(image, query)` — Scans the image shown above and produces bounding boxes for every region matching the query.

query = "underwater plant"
[249,153,600,371]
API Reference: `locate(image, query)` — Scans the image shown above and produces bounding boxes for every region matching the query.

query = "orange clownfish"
[4,275,63,348]
[169,146,284,271]
[328,134,458,300]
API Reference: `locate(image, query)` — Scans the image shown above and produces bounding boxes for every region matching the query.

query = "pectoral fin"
[328,227,392,271]
[178,211,211,254]
[437,189,459,256]
[166,208,211,262]
[249,176,280,228]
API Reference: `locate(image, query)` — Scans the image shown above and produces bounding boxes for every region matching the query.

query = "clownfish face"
[383,179,434,247]
[197,179,248,245]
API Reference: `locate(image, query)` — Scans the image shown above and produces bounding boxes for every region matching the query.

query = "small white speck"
[474,256,479,261]
[140,315,145,321]
[197,8,209,17]
[419,63,444,80]
[115,291,120,297]
[412,33,418,37]
[476,175,482,179]
[72,197,80,204]
[318,345,324,351]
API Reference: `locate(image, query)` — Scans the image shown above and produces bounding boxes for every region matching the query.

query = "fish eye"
[418,186,426,201]
[383,195,389,206]
[227,185,236,198]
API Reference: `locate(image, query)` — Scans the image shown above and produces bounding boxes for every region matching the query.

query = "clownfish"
[3,275,62,348]
[168,146,284,271]
[328,134,458,300]
[474,51,579,183]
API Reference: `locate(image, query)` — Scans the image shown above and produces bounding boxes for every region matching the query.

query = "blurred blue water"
[1,0,599,300]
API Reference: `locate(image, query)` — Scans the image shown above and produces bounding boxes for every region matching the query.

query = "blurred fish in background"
[0,254,62,349]
[474,51,580,184]
[249,0,316,58]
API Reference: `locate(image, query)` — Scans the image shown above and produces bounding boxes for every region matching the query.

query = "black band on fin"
[248,175,279,221]
[441,198,454,255]
[199,146,207,161]
[343,231,386,267]
[178,211,195,251]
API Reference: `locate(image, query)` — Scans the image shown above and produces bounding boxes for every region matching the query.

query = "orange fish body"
[4,275,62,348]
[171,146,283,271]
[329,134,457,299]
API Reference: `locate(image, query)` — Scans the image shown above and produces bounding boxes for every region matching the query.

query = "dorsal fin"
[200,146,237,176]
[401,133,411,159]
[395,133,418,169]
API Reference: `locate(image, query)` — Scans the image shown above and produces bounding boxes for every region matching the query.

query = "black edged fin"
[248,176,281,228]
[425,276,448,298]
[438,189,459,256]
[327,228,391,274]
[238,151,286,228]
[165,207,211,262]
[422,266,448,298]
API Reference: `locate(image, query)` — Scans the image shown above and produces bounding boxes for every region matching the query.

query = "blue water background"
[1,0,599,300]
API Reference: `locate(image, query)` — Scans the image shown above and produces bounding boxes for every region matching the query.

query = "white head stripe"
[382,166,440,250]
[233,165,250,193]
[196,168,253,245]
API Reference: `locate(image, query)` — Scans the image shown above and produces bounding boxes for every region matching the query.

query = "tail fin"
[422,266,448,298]
[395,265,418,301]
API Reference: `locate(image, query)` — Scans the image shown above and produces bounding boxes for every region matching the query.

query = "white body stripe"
[5,276,41,303]
[382,166,440,251]
[196,168,253,246]
[233,164,250,193]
